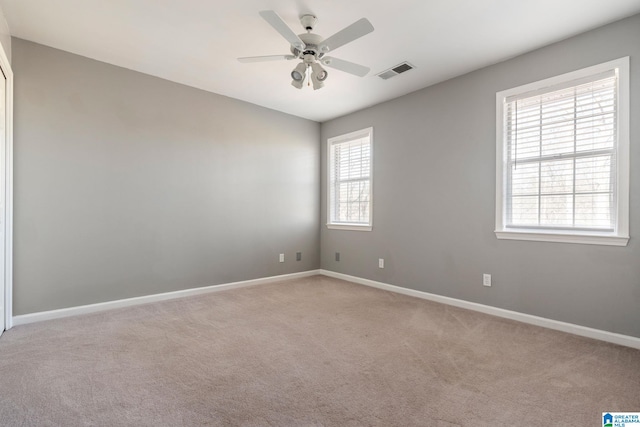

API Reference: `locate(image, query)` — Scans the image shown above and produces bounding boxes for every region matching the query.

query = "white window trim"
[495,57,630,246]
[327,223,373,231]
[327,127,373,231]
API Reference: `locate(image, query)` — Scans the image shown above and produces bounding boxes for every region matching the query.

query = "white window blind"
[328,128,372,230]
[495,57,630,246]
[506,72,617,230]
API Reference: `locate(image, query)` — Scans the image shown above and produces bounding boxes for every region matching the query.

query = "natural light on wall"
[327,127,373,231]
[495,57,629,246]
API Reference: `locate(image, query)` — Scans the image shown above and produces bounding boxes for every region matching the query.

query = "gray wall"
[13,39,320,315]
[320,14,640,338]
[0,5,10,63]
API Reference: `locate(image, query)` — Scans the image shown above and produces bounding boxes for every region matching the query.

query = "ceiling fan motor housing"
[291,32,324,60]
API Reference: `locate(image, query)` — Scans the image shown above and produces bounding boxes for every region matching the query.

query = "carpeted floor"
[0,275,638,426]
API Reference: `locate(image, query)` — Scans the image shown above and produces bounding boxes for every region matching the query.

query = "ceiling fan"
[238,11,374,90]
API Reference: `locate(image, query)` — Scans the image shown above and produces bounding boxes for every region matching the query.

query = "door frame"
[0,41,13,332]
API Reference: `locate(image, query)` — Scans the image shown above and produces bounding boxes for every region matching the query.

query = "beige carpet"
[0,275,638,426]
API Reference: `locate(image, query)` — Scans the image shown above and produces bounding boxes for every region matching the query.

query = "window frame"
[495,57,630,246]
[327,127,373,231]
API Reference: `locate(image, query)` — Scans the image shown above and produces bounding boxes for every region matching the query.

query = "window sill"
[327,223,372,232]
[495,229,629,246]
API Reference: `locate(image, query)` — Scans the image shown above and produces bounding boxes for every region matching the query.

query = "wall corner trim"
[12,270,321,326]
[319,269,640,350]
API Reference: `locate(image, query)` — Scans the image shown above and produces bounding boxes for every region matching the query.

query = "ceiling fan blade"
[259,10,306,51]
[319,18,374,53]
[238,55,296,63]
[321,57,370,77]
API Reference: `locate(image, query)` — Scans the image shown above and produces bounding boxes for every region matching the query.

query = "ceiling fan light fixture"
[291,62,307,81]
[311,79,324,90]
[315,68,328,82]
[311,62,328,80]
[310,62,328,90]
[291,78,304,89]
[309,64,328,90]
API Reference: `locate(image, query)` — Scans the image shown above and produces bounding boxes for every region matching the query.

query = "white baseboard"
[319,269,640,350]
[12,270,321,327]
[12,268,640,350]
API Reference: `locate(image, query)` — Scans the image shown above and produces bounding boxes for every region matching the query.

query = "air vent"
[378,70,397,80]
[377,62,415,80]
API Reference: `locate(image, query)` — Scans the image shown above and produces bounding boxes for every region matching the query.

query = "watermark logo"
[603,412,640,427]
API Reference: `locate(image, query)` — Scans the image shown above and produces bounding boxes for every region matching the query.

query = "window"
[327,127,373,231]
[495,58,629,246]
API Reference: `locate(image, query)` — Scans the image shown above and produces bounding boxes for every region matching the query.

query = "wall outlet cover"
[483,274,492,287]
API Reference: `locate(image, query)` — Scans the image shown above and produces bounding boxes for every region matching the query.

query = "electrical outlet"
[335,252,340,262]
[279,253,285,263]
[483,274,491,287]
[379,258,384,269]
[296,252,302,261]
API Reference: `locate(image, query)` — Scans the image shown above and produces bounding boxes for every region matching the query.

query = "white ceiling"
[2,0,640,122]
